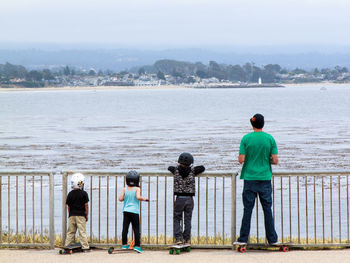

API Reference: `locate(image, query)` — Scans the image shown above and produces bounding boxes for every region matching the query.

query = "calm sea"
[1,85,350,171]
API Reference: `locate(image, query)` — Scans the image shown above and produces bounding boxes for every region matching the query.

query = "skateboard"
[59,243,89,254]
[169,244,191,255]
[233,242,292,253]
[108,240,135,254]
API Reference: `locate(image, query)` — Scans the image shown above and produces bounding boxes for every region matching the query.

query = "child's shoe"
[184,240,191,246]
[233,241,247,245]
[133,246,143,253]
[122,244,130,250]
[174,239,182,245]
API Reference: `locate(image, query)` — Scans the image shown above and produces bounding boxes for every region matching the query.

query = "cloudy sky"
[1,0,350,48]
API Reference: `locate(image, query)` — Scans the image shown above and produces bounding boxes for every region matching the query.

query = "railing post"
[0,175,2,244]
[62,171,68,245]
[49,172,55,249]
[231,172,237,245]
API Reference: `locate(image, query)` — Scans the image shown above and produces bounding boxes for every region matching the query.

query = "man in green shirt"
[236,113,279,245]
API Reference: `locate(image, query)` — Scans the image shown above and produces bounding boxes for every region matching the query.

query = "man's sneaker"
[269,241,281,246]
[122,244,130,250]
[133,246,143,253]
[233,241,247,245]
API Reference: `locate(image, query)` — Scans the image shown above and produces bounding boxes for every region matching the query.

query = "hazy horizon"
[1,0,350,48]
[2,0,350,70]
[1,42,350,54]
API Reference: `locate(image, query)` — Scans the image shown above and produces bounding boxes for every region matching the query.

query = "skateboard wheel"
[186,247,191,252]
[282,246,289,252]
[176,249,180,255]
[238,247,246,253]
[108,248,114,254]
[59,250,63,254]
[169,249,174,254]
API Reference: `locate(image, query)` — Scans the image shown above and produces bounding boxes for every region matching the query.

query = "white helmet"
[71,173,85,189]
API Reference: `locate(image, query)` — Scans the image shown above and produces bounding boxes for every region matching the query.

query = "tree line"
[1,60,349,87]
[141,60,349,83]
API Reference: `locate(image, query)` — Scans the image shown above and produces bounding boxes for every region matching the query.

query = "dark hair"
[250,113,264,129]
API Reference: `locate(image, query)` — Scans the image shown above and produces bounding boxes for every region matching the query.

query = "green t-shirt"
[239,131,278,180]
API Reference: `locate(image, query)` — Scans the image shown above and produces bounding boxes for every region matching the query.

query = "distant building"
[134,79,161,86]
[103,81,134,86]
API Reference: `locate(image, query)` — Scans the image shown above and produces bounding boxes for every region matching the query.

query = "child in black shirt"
[168,152,205,245]
[64,173,90,251]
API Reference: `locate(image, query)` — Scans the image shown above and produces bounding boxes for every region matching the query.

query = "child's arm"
[168,166,176,174]
[85,203,89,221]
[194,165,205,175]
[136,187,149,202]
[118,188,125,202]
[66,194,70,214]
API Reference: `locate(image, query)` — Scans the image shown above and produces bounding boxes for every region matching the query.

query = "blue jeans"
[238,180,278,244]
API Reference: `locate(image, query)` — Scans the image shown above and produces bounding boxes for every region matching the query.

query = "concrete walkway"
[1,248,350,263]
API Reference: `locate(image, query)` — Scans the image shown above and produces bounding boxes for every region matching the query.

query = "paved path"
[1,248,350,263]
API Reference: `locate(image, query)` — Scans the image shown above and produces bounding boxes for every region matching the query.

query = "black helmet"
[126,170,140,187]
[178,152,194,166]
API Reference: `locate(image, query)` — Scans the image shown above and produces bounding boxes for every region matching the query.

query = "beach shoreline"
[0,82,349,92]
[0,85,190,92]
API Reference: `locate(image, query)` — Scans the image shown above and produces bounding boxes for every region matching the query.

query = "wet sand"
[1,248,350,263]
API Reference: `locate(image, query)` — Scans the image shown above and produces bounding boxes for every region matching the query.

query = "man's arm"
[85,203,89,221]
[271,154,278,165]
[238,154,245,164]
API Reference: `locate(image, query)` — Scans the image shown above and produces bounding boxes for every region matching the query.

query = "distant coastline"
[0,82,349,92]
[193,83,285,89]
[0,85,189,92]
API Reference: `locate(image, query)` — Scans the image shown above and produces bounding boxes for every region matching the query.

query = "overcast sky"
[1,0,350,48]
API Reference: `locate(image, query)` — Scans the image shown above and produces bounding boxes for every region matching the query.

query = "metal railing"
[61,171,237,248]
[0,171,54,248]
[1,170,350,249]
[246,171,350,247]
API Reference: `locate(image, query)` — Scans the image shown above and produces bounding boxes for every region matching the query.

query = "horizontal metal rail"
[1,170,350,249]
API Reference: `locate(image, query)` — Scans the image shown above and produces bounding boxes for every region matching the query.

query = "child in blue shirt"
[119,170,148,253]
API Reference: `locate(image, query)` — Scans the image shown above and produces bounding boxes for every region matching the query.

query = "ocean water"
[1,85,350,172]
